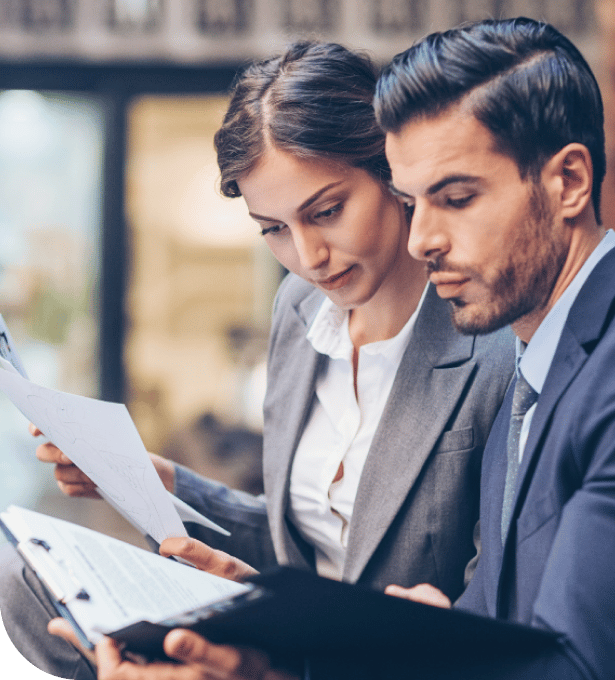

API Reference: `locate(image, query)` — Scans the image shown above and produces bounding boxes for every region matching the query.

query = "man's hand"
[384,583,452,609]
[96,631,299,680]
[48,618,298,680]
[48,617,97,665]
[29,423,176,497]
[159,537,258,582]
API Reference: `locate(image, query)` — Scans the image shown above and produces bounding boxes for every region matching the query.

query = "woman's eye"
[313,203,342,221]
[260,224,286,237]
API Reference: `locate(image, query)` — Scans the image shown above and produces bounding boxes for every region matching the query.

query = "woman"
[183,40,514,592]
[1,41,514,679]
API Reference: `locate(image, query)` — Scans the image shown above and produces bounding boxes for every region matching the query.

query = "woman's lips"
[314,266,355,290]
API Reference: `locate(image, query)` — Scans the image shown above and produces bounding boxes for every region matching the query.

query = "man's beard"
[429,183,568,336]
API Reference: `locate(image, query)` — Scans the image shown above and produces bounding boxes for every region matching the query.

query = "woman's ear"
[542,143,593,220]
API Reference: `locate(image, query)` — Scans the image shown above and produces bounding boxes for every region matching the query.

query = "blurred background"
[0,0,613,547]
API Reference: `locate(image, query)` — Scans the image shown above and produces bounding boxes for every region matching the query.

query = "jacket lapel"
[343,285,477,582]
[498,248,615,588]
[265,287,325,566]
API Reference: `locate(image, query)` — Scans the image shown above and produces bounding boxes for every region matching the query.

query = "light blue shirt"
[517,229,615,460]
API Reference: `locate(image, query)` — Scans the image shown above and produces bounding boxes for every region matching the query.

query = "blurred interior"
[0,0,613,548]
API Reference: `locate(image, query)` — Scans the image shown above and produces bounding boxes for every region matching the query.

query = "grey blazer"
[175,274,515,600]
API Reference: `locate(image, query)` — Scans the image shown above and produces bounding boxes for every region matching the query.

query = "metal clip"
[19,538,90,604]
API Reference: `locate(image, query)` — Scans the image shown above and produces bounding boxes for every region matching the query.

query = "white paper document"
[0,359,229,543]
[0,314,29,378]
[0,506,250,645]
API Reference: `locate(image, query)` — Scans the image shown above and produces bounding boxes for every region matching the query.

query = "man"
[374,15,615,680]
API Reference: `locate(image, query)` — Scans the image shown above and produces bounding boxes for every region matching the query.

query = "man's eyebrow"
[248,181,344,222]
[427,174,480,195]
[388,174,480,200]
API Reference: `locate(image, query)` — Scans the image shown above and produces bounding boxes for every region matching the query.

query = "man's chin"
[448,299,511,336]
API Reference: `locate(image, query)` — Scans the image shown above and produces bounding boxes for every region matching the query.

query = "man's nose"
[407,204,450,262]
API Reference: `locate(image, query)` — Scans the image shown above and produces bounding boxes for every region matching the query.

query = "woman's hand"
[159,537,258,582]
[29,423,176,497]
[30,422,101,498]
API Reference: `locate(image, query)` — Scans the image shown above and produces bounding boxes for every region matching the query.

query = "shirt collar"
[519,229,615,392]
[306,284,428,363]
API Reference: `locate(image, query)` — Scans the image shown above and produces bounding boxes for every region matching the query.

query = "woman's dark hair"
[214,41,390,198]
[375,17,606,223]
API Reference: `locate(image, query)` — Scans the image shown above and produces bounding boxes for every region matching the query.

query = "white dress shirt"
[288,288,426,580]
[517,229,615,460]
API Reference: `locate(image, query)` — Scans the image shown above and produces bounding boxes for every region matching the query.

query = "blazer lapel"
[265,288,325,566]
[500,248,615,569]
[343,285,476,582]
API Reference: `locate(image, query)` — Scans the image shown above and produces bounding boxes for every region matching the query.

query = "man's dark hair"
[375,17,606,223]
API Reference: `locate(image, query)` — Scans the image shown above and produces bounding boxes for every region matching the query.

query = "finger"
[55,463,93,485]
[35,441,73,465]
[165,630,241,670]
[165,630,273,679]
[29,422,43,437]
[385,583,451,609]
[48,618,97,665]
[159,538,223,573]
[159,538,256,581]
[57,480,102,498]
[48,617,79,645]
[95,636,126,680]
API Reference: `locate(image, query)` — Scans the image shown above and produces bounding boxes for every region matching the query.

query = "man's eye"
[447,195,475,208]
[260,224,285,237]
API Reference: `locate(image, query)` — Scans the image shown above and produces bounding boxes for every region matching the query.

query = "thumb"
[164,629,242,670]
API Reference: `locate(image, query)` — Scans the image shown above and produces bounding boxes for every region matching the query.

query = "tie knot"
[512,372,538,416]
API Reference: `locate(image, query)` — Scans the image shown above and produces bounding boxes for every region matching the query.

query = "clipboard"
[0,506,254,655]
[0,517,95,651]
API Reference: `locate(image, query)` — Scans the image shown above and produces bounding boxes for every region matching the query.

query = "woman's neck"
[347,253,427,350]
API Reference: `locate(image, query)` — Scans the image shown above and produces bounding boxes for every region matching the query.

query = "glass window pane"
[0,90,103,524]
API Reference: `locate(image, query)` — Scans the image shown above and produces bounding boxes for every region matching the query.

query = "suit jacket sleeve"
[173,463,277,571]
[526,369,615,680]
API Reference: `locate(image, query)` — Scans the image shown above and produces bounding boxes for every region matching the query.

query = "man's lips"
[313,266,355,290]
[429,273,471,296]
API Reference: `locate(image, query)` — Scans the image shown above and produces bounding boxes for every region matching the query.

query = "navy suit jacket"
[456,246,615,679]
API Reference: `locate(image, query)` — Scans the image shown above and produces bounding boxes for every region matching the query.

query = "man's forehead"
[385,113,504,194]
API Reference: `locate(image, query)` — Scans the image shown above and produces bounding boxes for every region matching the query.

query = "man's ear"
[542,143,593,220]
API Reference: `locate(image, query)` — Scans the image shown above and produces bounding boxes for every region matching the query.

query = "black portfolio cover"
[110,566,558,667]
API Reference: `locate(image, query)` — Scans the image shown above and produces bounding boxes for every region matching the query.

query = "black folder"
[110,565,558,669]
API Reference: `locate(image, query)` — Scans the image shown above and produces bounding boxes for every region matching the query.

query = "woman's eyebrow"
[297,181,344,212]
[249,181,345,222]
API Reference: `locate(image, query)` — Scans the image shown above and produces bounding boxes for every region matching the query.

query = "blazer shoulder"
[271,273,324,325]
